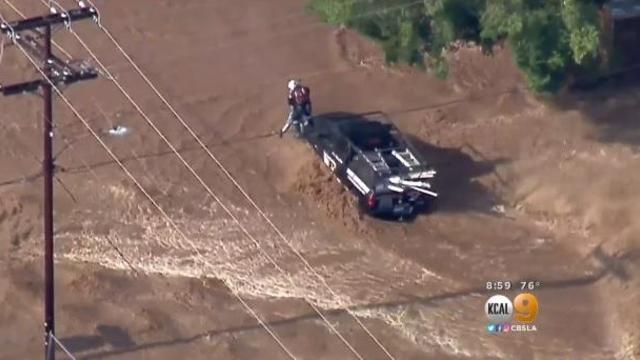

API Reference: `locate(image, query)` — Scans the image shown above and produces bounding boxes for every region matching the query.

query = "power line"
[14,0,382,357]
[9,32,296,359]
[0,7,138,276]
[51,2,384,357]
[49,333,77,360]
[6,31,300,360]
[4,0,209,267]
[63,15,365,360]
[14,0,432,357]
[0,36,5,64]
[73,1,403,358]
[68,0,428,357]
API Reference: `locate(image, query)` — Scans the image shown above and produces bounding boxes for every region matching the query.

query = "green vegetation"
[309,0,603,92]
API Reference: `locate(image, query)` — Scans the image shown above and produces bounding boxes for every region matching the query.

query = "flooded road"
[0,0,637,358]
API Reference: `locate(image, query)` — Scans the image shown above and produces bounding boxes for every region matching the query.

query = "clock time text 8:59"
[486,281,512,291]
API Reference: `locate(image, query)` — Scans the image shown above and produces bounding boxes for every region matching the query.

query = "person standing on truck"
[280,79,312,137]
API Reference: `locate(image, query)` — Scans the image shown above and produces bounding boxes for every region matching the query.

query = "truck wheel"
[421,197,437,214]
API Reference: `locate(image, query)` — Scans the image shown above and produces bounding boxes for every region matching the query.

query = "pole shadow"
[63,244,637,359]
[0,131,278,189]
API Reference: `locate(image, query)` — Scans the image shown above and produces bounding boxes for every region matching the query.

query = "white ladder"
[392,149,420,168]
[365,150,390,173]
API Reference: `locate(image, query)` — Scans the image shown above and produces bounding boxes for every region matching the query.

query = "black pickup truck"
[299,112,438,218]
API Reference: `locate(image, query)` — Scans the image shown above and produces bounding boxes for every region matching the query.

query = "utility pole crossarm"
[0,79,42,95]
[52,69,98,86]
[0,5,99,97]
[0,70,97,96]
[0,6,97,33]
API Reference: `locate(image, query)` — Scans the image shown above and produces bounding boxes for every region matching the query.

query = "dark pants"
[291,102,311,119]
[282,103,312,136]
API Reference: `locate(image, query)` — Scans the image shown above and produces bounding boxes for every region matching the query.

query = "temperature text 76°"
[520,281,541,290]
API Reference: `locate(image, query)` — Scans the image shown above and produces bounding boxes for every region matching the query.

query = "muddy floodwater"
[0,0,638,359]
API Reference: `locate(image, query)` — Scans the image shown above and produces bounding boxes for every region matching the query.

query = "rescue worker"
[280,79,312,137]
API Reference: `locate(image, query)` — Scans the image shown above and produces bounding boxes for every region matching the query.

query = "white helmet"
[288,79,299,91]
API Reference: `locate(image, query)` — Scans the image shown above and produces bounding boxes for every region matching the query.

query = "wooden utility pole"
[0,5,99,359]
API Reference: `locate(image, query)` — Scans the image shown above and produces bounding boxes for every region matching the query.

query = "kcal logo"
[485,295,513,324]
[485,293,539,325]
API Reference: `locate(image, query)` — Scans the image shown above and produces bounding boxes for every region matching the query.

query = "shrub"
[309,0,603,93]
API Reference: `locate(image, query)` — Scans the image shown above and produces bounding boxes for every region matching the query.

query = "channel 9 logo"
[485,293,538,333]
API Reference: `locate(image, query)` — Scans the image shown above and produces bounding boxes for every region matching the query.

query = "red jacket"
[288,86,310,106]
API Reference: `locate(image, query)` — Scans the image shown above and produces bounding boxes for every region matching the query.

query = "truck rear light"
[367,192,378,209]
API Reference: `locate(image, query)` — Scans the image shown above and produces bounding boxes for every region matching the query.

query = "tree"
[425,0,484,44]
[480,0,600,92]
[309,0,603,93]
[561,0,600,65]
[308,0,357,25]
[480,1,569,92]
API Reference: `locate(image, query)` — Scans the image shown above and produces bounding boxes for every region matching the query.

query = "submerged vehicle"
[297,112,438,219]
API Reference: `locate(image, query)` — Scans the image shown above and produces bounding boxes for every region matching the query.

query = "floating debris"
[107,125,130,137]
[491,204,506,214]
